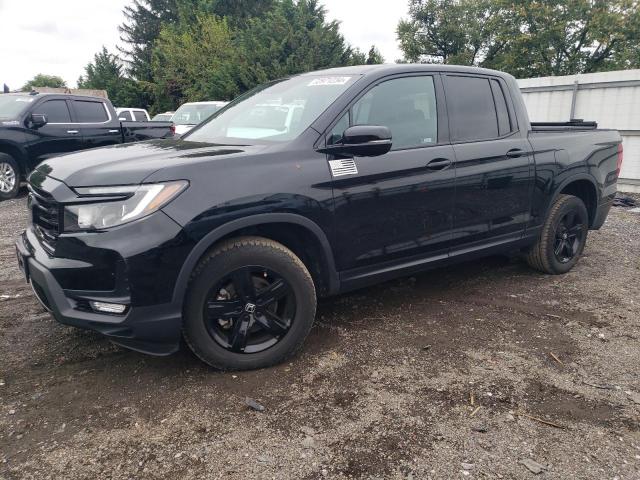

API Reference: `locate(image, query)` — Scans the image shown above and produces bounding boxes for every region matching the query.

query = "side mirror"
[319,125,392,157]
[30,113,48,129]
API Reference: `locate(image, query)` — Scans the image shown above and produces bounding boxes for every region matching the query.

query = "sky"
[0,0,407,90]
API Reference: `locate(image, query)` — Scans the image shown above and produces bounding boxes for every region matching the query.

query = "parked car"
[152,111,174,122]
[0,92,174,199]
[172,101,227,135]
[229,103,304,139]
[115,108,150,122]
[16,65,621,370]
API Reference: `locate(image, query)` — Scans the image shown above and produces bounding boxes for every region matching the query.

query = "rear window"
[446,76,499,142]
[118,111,132,121]
[133,111,147,122]
[73,100,108,123]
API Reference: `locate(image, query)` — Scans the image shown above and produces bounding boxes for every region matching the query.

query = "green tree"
[365,45,385,65]
[151,15,238,110]
[236,0,366,89]
[21,74,67,91]
[150,0,378,110]
[397,0,640,77]
[77,47,147,109]
[119,0,274,83]
[119,0,182,82]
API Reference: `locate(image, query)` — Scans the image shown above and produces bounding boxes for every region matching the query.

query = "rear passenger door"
[70,99,121,148]
[328,74,456,273]
[443,74,533,250]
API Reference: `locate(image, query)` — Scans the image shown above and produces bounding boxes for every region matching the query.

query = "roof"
[301,63,515,80]
[1,91,109,101]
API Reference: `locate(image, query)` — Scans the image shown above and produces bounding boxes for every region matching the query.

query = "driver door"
[327,74,456,276]
[25,98,85,165]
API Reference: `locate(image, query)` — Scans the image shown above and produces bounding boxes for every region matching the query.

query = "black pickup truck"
[0,92,174,199]
[16,65,621,370]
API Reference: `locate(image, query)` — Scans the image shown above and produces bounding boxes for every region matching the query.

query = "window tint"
[328,112,349,145]
[490,79,512,136]
[446,76,498,142]
[74,101,108,123]
[119,111,132,121]
[351,76,437,150]
[133,110,147,121]
[35,100,71,123]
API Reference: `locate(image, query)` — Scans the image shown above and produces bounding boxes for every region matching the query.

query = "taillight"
[617,143,623,175]
[170,123,176,136]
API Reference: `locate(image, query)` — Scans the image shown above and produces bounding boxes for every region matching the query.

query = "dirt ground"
[0,191,639,480]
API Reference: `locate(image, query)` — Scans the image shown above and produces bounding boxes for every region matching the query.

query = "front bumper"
[15,223,186,356]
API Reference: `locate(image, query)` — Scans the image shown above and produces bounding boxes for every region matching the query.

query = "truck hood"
[36,139,265,187]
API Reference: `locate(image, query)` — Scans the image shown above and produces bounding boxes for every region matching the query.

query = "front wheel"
[526,194,589,274]
[183,236,317,370]
[0,154,20,200]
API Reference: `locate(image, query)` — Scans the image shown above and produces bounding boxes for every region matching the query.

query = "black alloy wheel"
[525,194,589,274]
[204,266,296,353]
[553,210,584,263]
[183,236,317,370]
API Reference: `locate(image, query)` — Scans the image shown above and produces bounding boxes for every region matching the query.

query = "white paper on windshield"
[308,76,351,87]
[15,98,35,102]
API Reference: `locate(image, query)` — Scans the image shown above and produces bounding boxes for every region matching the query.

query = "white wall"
[517,70,640,192]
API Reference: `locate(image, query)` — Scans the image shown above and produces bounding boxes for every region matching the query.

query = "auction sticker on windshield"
[308,76,352,86]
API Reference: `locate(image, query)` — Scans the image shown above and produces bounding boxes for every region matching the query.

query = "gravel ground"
[0,191,639,480]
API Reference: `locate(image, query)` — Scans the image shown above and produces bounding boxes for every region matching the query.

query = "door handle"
[66,130,79,134]
[425,158,452,170]
[506,148,525,158]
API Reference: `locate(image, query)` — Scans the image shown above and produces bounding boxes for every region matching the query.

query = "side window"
[352,76,437,150]
[133,111,147,122]
[119,111,132,121]
[328,76,438,150]
[74,101,109,123]
[446,76,499,142]
[490,79,512,136]
[328,112,349,145]
[35,100,71,123]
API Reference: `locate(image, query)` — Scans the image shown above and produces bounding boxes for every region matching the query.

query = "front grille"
[28,184,60,253]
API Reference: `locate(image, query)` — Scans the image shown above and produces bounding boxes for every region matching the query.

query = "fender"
[545,172,599,223]
[0,140,30,174]
[171,213,340,307]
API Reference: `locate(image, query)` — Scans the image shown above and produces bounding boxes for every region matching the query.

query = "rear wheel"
[183,236,316,370]
[0,154,20,200]
[526,194,589,274]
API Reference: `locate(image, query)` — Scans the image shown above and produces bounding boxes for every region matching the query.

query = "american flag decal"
[329,159,358,177]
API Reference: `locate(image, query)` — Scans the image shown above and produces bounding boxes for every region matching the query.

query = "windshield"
[172,104,220,126]
[186,74,358,144]
[0,95,34,120]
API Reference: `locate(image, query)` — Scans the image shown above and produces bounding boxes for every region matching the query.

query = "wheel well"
[0,144,26,177]
[560,180,597,226]
[217,223,333,297]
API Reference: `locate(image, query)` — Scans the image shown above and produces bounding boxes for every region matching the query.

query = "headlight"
[63,181,188,231]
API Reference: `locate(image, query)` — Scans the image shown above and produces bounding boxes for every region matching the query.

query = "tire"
[183,236,317,370]
[0,154,20,200]
[526,194,589,274]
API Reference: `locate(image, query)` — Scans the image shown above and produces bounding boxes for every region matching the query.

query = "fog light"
[89,301,128,314]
